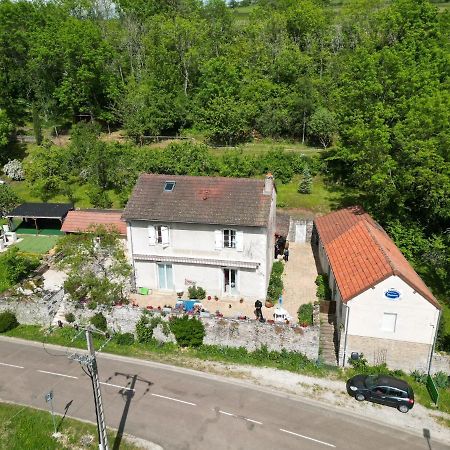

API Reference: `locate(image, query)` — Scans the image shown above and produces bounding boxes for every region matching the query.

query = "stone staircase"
[320,313,338,365]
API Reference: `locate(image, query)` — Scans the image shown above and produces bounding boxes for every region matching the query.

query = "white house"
[122,173,277,301]
[313,206,441,372]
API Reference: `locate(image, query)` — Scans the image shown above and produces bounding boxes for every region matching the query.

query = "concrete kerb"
[1,335,448,447]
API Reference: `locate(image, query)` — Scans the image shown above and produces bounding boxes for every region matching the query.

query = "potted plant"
[265,299,274,308]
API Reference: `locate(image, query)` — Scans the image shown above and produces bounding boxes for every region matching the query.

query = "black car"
[346,374,414,413]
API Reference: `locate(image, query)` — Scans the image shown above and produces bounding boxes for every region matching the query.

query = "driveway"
[281,241,318,321]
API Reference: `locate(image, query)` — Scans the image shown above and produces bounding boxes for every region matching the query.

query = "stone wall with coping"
[64,304,320,358]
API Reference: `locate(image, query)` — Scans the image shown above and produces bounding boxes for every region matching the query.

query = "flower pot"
[265,300,274,308]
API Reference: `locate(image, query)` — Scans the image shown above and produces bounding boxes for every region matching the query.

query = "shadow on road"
[109,372,153,450]
[57,400,73,432]
[423,428,432,450]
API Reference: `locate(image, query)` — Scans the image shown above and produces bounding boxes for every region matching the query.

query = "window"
[224,268,238,294]
[164,181,176,192]
[148,225,169,246]
[381,313,397,332]
[223,229,236,248]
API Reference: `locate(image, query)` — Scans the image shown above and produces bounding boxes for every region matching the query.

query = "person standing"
[254,299,263,321]
[283,248,289,262]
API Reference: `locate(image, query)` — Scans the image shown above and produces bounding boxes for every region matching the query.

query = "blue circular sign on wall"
[385,289,401,300]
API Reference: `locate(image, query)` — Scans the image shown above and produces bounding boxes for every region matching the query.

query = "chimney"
[263,173,273,195]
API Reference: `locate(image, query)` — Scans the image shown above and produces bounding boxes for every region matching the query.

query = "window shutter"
[215,230,223,250]
[161,226,169,247]
[236,231,244,252]
[148,225,156,246]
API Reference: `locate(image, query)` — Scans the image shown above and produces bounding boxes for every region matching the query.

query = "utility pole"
[69,328,109,450]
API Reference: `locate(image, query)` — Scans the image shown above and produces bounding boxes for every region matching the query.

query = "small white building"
[122,173,277,302]
[313,207,441,372]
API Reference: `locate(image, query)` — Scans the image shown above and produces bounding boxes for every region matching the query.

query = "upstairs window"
[148,225,170,247]
[164,181,176,192]
[223,229,236,248]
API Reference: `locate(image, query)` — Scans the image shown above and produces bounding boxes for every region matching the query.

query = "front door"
[224,268,237,295]
[158,264,174,290]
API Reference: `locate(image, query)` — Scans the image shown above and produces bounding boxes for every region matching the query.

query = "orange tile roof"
[61,210,126,236]
[314,207,440,309]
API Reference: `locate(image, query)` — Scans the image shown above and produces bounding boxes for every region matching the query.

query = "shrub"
[297,165,312,194]
[64,312,75,323]
[115,332,135,346]
[410,370,428,384]
[433,371,450,389]
[170,316,205,347]
[188,285,206,300]
[90,312,107,331]
[315,274,331,300]
[135,314,170,343]
[267,262,284,302]
[3,159,24,180]
[0,311,19,332]
[348,353,368,371]
[87,301,97,310]
[298,303,314,326]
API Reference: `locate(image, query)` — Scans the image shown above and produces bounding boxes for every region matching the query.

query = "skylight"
[164,181,176,192]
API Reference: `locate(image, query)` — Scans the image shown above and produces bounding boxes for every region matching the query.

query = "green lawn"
[14,235,60,254]
[277,175,343,212]
[0,402,143,450]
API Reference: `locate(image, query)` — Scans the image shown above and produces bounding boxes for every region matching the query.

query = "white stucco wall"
[128,220,272,301]
[346,276,439,344]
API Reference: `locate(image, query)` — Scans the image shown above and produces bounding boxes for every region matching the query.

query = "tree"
[56,225,132,305]
[307,107,337,149]
[298,164,312,194]
[0,184,20,217]
[0,109,12,155]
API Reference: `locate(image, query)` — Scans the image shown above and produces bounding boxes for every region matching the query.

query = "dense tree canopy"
[0,0,449,301]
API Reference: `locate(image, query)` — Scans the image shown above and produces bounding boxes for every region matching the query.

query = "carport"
[6,203,74,235]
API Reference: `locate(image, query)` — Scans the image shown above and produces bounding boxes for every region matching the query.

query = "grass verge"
[0,402,143,450]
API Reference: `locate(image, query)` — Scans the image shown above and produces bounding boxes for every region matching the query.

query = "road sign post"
[44,390,57,434]
[426,375,439,406]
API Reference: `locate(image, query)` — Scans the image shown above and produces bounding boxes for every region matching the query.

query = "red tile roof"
[61,210,126,236]
[314,207,440,309]
[123,174,273,227]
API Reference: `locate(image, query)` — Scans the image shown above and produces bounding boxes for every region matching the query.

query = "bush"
[64,312,75,323]
[90,312,107,331]
[0,311,19,332]
[115,332,135,346]
[433,371,450,389]
[87,301,97,310]
[267,262,284,302]
[315,274,331,300]
[170,316,205,347]
[348,353,368,371]
[410,370,428,384]
[3,159,24,180]
[188,285,206,300]
[135,314,170,343]
[298,165,312,194]
[298,303,314,326]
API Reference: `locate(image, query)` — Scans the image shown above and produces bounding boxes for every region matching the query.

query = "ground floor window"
[158,263,173,290]
[224,268,238,295]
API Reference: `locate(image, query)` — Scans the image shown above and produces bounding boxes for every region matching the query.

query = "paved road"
[0,337,446,450]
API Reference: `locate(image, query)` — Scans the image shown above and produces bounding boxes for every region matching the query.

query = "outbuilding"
[6,202,73,235]
[313,206,441,372]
